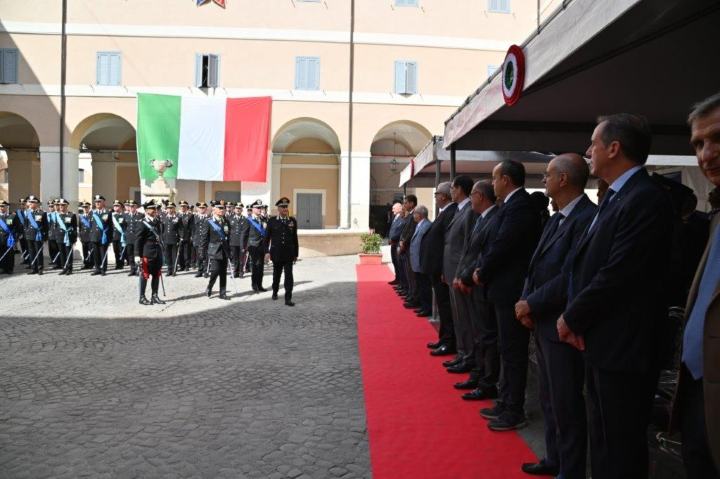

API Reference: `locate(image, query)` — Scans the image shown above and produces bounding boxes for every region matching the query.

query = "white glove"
[134,256,141,265]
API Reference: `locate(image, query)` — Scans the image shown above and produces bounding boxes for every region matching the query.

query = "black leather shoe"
[488,411,527,432]
[151,294,166,305]
[416,311,431,317]
[427,341,441,349]
[272,293,278,300]
[454,374,480,390]
[446,361,474,374]
[258,287,267,292]
[206,288,212,298]
[403,301,419,309]
[194,272,203,278]
[462,386,498,401]
[521,461,559,476]
[285,300,295,307]
[430,344,456,356]
[443,355,463,367]
[388,279,399,285]
[480,402,507,420]
[218,291,230,300]
[139,296,152,305]
[37,270,43,275]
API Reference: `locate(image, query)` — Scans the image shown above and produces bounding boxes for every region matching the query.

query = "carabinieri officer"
[134,200,166,306]
[53,198,77,275]
[24,195,47,275]
[246,199,269,293]
[0,200,17,274]
[202,202,231,300]
[266,197,299,306]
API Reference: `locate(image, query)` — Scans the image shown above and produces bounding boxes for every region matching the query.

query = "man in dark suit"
[267,197,299,306]
[202,203,232,300]
[473,160,542,431]
[454,180,500,395]
[671,93,720,478]
[557,114,674,479]
[442,175,477,373]
[23,195,48,275]
[514,154,596,478]
[398,195,418,307]
[134,200,165,305]
[387,202,405,286]
[422,182,458,356]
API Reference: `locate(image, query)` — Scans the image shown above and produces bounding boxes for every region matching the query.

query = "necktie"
[588,188,615,232]
[543,212,564,244]
[682,222,720,379]
[472,215,484,235]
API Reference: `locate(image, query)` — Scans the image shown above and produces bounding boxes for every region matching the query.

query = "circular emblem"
[501,45,525,106]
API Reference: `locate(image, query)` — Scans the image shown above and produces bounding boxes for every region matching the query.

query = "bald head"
[551,153,590,190]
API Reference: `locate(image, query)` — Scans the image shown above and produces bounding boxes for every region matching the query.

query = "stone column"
[349,151,370,230]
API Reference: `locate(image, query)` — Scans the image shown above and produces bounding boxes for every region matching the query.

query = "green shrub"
[360,232,382,254]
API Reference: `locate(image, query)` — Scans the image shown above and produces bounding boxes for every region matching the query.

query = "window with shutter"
[96,52,121,86]
[0,49,19,84]
[295,56,320,90]
[208,54,220,88]
[395,0,418,6]
[195,53,220,88]
[488,0,510,13]
[394,60,417,95]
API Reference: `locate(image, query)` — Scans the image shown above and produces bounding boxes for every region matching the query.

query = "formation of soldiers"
[0,195,299,306]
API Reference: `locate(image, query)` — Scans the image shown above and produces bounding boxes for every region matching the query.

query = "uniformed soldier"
[266,197,299,306]
[78,201,94,269]
[89,194,112,275]
[229,203,248,278]
[246,199,269,293]
[14,197,29,265]
[0,200,17,274]
[110,200,128,269]
[177,200,193,272]
[161,202,181,275]
[23,195,47,275]
[192,202,210,277]
[53,198,78,275]
[46,199,62,269]
[202,203,231,300]
[134,200,166,305]
[124,200,143,276]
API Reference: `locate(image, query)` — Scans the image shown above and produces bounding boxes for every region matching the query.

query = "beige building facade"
[0,0,556,230]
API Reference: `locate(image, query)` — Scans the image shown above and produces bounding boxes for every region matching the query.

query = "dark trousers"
[59,242,74,273]
[139,257,161,297]
[390,241,400,281]
[27,240,44,273]
[397,249,409,291]
[230,245,244,277]
[82,241,93,268]
[402,253,417,302]
[469,290,499,388]
[19,236,29,263]
[112,240,125,268]
[272,260,294,301]
[495,302,530,414]
[48,238,60,267]
[414,272,432,314]
[93,242,108,272]
[126,243,137,274]
[164,243,178,275]
[679,366,720,479]
[431,274,455,347]
[194,245,207,274]
[449,287,475,362]
[178,240,192,270]
[208,256,228,292]
[585,365,658,479]
[0,243,14,273]
[248,245,265,290]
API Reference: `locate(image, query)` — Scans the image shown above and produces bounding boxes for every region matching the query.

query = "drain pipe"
[346,0,355,229]
[59,0,68,198]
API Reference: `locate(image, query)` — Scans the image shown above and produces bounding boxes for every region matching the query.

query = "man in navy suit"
[387,202,405,286]
[515,154,596,478]
[473,160,542,431]
[409,206,433,316]
[557,114,674,479]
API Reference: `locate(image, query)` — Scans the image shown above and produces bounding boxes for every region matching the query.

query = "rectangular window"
[0,48,19,84]
[195,54,220,88]
[395,0,419,6]
[78,169,85,183]
[394,60,417,95]
[295,56,320,91]
[488,0,511,13]
[487,65,500,78]
[96,52,121,86]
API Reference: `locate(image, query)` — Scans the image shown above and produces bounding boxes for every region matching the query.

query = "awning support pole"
[450,144,457,180]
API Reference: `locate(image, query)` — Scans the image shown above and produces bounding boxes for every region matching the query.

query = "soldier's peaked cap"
[57,198,69,205]
[27,195,40,203]
[143,200,158,210]
[275,197,290,207]
[93,194,105,201]
[250,199,264,208]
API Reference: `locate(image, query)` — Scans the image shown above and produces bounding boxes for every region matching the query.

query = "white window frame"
[395,0,419,7]
[96,51,122,86]
[294,56,321,91]
[488,0,511,14]
[195,53,221,88]
[394,60,418,95]
[0,48,19,84]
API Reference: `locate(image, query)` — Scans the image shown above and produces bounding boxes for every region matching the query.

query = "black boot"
[206,287,212,298]
[219,289,230,300]
[139,296,152,305]
[151,294,166,305]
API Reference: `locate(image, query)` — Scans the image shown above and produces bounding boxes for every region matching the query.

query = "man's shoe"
[520,461,559,476]
[100,271,106,276]
[285,300,295,307]
[454,374,480,390]
[258,287,267,292]
[206,288,212,298]
[65,270,73,276]
[218,290,230,300]
[430,344,456,356]
[91,270,100,275]
[58,270,66,275]
[272,293,278,300]
[446,361,474,374]
[416,310,431,317]
[443,355,463,368]
[28,270,37,275]
[388,279,399,285]
[427,341,441,349]
[128,271,135,276]
[462,386,498,401]
[488,411,527,432]
[37,270,43,275]
[403,301,419,309]
[194,272,203,278]
[480,402,506,420]
[151,294,166,305]
[139,296,152,305]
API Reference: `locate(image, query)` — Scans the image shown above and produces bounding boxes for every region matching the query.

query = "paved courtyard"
[0,256,370,479]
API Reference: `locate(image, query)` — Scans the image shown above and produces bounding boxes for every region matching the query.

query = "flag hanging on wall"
[213,0,226,7]
[137,94,271,182]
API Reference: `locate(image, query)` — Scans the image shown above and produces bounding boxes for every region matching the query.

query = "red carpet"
[356,264,539,479]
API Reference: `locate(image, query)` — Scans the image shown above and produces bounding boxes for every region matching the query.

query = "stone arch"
[0,112,41,207]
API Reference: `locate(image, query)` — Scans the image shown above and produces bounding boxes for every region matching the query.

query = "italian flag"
[136,93,271,182]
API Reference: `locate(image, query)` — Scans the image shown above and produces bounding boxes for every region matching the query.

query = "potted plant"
[358,231,383,265]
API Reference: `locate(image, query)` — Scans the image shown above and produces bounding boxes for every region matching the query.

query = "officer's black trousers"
[48,239,60,267]
[195,246,208,275]
[59,242,74,273]
[27,240,44,273]
[93,242,108,272]
[208,256,228,291]
[0,243,14,273]
[82,241,93,267]
[139,257,161,297]
[248,245,265,290]
[230,246,244,277]
[272,260,294,301]
[112,240,126,268]
[18,237,29,263]
[125,243,137,274]
[164,244,178,274]
[178,240,192,270]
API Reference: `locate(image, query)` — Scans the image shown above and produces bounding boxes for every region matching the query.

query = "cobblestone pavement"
[0,256,370,479]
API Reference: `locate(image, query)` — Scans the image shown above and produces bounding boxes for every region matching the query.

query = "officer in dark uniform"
[46,199,62,269]
[192,202,210,277]
[267,197,299,306]
[89,195,112,275]
[14,197,29,265]
[53,198,77,275]
[134,200,166,305]
[23,195,47,275]
[202,202,231,300]
[177,200,193,272]
[110,200,128,269]
[124,200,143,276]
[229,203,248,278]
[0,200,17,274]
[78,201,94,269]
[161,202,181,275]
[246,199,269,293]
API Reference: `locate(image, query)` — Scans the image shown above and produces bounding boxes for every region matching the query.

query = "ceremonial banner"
[137,94,271,182]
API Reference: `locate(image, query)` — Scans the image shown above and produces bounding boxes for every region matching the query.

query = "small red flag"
[213,0,226,7]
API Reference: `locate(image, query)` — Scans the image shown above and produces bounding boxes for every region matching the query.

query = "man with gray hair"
[387,202,405,286]
[409,205,433,316]
[422,182,459,355]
